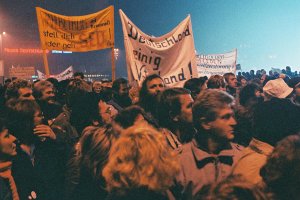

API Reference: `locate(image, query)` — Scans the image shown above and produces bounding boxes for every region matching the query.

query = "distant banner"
[119,10,197,87]
[9,67,36,79]
[37,66,74,81]
[197,49,237,77]
[36,6,114,51]
[271,67,281,74]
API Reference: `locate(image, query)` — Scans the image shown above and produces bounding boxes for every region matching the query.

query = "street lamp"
[114,48,119,60]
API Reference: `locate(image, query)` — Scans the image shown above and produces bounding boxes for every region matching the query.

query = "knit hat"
[263,78,293,98]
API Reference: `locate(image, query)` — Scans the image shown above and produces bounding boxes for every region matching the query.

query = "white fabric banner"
[119,10,198,87]
[197,49,237,77]
[37,66,74,81]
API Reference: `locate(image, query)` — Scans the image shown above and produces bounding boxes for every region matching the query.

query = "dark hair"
[5,79,32,100]
[157,88,190,130]
[223,72,235,83]
[139,74,163,100]
[184,78,207,99]
[6,99,40,145]
[66,79,91,109]
[74,72,85,79]
[33,80,53,100]
[0,117,7,132]
[239,83,261,107]
[261,134,300,200]
[112,78,128,93]
[114,105,147,129]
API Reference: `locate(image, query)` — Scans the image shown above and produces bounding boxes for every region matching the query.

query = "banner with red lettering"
[119,10,197,87]
[36,6,114,51]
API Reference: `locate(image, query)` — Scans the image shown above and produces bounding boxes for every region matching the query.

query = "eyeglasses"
[100,106,112,115]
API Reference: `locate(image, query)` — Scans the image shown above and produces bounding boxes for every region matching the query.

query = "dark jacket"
[0,177,12,200]
[12,140,66,200]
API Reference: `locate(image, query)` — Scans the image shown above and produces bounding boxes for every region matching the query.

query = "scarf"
[0,161,20,200]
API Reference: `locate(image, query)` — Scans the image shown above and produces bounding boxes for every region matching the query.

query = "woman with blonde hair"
[103,123,180,200]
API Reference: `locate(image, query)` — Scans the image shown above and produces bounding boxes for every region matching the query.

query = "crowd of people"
[0,67,300,200]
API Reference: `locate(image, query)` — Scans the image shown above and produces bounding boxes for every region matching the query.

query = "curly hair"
[102,123,180,193]
[260,134,300,200]
[5,79,32,100]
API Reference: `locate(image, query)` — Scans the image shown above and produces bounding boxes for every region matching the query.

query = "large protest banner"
[36,6,114,52]
[119,10,197,87]
[37,66,74,81]
[197,49,237,77]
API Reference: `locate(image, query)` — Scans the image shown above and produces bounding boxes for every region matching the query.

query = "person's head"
[73,72,85,79]
[263,78,293,101]
[113,105,156,134]
[259,74,267,85]
[0,118,17,161]
[77,126,116,181]
[103,124,180,193]
[65,78,91,109]
[112,78,130,97]
[196,175,270,200]
[184,77,207,100]
[223,73,237,88]
[6,99,42,145]
[261,134,300,200]
[193,89,236,141]
[33,80,55,104]
[239,83,263,107]
[140,74,165,98]
[5,79,34,101]
[237,75,247,87]
[158,88,194,130]
[92,81,102,94]
[139,74,165,113]
[207,75,226,91]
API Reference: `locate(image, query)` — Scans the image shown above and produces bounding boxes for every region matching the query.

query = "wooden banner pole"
[42,50,50,78]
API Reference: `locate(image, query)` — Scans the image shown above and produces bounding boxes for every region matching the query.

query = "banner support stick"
[42,50,50,78]
[111,47,116,81]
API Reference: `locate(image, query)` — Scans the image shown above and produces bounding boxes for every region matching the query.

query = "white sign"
[119,10,198,87]
[37,66,74,81]
[197,49,237,77]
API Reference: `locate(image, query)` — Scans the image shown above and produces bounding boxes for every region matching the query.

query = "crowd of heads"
[0,67,300,200]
